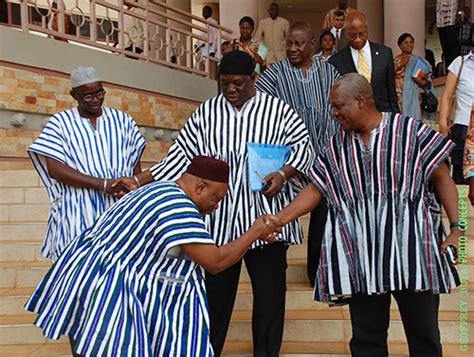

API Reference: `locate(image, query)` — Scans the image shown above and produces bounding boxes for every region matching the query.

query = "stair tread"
[0,260,50,268]
[0,287,35,296]
[231,309,474,322]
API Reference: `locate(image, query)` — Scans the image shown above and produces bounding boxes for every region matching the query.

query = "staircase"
[1,169,473,356]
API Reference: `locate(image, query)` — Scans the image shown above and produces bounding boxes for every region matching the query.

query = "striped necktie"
[357,49,371,83]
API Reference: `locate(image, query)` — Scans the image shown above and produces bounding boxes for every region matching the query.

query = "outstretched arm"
[181,215,282,274]
[431,162,462,251]
[276,183,323,225]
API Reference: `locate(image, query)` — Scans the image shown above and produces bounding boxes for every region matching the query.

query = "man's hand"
[440,228,461,253]
[251,214,283,242]
[262,172,285,198]
[111,176,139,198]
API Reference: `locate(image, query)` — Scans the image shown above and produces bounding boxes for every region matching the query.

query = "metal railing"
[3,0,233,77]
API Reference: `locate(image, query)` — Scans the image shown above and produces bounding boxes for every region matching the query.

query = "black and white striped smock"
[256,56,340,156]
[149,91,315,248]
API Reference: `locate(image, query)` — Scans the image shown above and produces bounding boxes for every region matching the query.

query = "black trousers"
[205,242,289,357]
[450,123,469,184]
[349,290,442,357]
[437,25,460,68]
[307,202,328,286]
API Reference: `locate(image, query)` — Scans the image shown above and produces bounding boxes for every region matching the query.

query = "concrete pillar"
[357,0,384,44]
[384,0,425,56]
[219,0,258,37]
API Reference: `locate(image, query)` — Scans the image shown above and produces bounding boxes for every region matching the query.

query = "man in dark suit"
[330,10,348,51]
[329,11,399,113]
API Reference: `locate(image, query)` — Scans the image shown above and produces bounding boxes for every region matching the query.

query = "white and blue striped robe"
[28,107,146,260]
[149,92,315,248]
[25,181,215,357]
[310,113,460,302]
[256,56,340,156]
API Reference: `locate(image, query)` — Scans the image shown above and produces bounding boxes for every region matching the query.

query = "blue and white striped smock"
[310,113,460,302]
[28,107,146,260]
[25,181,215,357]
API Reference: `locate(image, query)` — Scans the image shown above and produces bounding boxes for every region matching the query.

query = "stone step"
[0,241,46,262]
[1,311,471,347]
[0,223,47,242]
[0,341,471,357]
[0,204,50,223]
[2,284,472,318]
[1,257,472,290]
[0,314,67,345]
[0,261,51,289]
[0,343,71,357]
[233,282,474,312]
[226,313,474,345]
[222,340,473,357]
[0,171,41,188]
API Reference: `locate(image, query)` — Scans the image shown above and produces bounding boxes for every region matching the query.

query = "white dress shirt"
[350,41,372,73]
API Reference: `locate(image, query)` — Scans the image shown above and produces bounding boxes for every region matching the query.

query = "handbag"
[447,56,465,128]
[421,83,438,113]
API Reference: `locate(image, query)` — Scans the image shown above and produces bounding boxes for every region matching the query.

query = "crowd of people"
[23,1,473,357]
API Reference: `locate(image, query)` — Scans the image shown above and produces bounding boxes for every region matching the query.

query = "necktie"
[335,30,340,51]
[357,49,371,83]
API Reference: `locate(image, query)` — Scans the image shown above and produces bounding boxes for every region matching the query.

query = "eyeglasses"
[81,90,106,102]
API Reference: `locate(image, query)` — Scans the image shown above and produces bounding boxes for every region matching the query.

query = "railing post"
[118,0,124,55]
[186,35,191,70]
[90,0,97,43]
[57,0,65,34]
[20,0,29,32]
[165,27,171,63]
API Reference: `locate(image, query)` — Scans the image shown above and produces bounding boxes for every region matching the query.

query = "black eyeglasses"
[81,90,106,102]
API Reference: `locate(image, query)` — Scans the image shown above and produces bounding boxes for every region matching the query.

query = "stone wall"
[0,63,201,165]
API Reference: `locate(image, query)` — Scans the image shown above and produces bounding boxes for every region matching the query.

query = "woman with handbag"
[393,33,434,121]
[439,49,474,184]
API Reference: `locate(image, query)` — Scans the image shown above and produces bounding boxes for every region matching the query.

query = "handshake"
[107,176,140,198]
[251,214,285,243]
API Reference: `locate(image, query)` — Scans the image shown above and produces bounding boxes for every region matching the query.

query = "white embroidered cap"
[70,66,101,88]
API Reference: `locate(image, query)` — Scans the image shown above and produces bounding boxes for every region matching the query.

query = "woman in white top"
[439,49,474,183]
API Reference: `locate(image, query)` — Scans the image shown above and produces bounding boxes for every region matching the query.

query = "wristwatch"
[449,222,460,230]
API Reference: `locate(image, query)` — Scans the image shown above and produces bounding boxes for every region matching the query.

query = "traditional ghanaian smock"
[28,107,146,260]
[310,113,460,302]
[25,182,215,357]
[149,92,315,248]
[256,56,340,156]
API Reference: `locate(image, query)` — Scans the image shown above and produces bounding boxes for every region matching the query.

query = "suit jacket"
[331,28,348,51]
[329,42,400,113]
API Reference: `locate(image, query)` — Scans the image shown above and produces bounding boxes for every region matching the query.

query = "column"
[383,0,425,56]
[357,0,384,44]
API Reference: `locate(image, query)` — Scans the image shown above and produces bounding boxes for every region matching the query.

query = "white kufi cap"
[70,66,101,88]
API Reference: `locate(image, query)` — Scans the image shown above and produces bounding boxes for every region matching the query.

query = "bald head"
[333,73,373,101]
[345,11,368,50]
[330,73,378,132]
[289,22,314,41]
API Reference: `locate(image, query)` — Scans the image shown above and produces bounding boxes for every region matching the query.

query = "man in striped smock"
[28,66,146,261]
[26,156,282,357]
[276,74,461,357]
[113,51,315,356]
[256,22,340,287]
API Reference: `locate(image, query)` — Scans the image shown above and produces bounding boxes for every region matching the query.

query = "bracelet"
[103,178,108,193]
[449,222,460,230]
[133,175,141,188]
[277,169,288,184]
